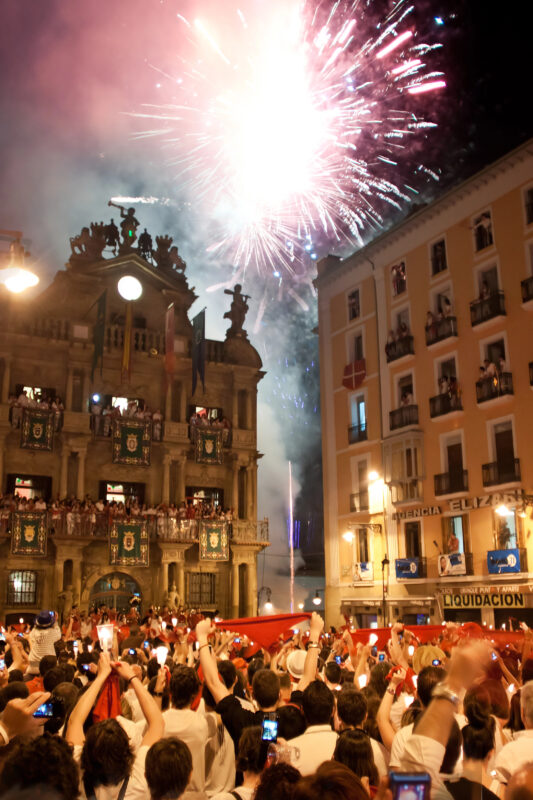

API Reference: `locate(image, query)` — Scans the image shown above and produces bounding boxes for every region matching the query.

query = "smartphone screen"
[389,772,430,800]
[378,652,385,662]
[371,645,378,657]
[82,664,91,672]
[234,638,241,644]
[0,658,5,670]
[261,715,278,742]
[143,641,150,649]
[335,655,342,664]
[129,648,136,655]
[33,701,55,718]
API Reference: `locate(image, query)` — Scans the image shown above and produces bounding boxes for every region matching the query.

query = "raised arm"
[376,668,406,750]
[112,660,164,746]
[196,618,229,704]
[298,612,324,692]
[66,652,112,746]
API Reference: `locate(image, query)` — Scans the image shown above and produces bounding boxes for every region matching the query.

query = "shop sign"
[393,506,441,520]
[443,592,524,609]
[448,490,523,512]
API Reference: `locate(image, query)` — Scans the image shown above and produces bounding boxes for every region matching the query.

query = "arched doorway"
[89,572,141,613]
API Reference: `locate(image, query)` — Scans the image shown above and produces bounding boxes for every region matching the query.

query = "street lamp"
[312,590,322,606]
[257,586,273,614]
[381,556,390,627]
[117,275,143,301]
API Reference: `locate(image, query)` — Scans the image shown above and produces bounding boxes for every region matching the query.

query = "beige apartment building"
[0,206,268,622]
[317,139,533,629]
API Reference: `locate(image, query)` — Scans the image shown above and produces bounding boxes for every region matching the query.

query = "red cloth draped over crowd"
[216,613,312,649]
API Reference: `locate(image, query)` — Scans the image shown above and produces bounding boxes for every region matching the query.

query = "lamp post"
[381,556,390,627]
[0,229,39,293]
[257,585,273,615]
[117,275,143,383]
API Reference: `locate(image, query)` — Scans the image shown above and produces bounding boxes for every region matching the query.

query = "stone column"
[160,561,169,602]
[246,561,257,617]
[82,373,91,414]
[59,446,70,499]
[65,367,74,411]
[232,390,239,428]
[72,558,82,607]
[165,381,172,421]
[1,356,11,403]
[76,449,86,499]
[246,391,253,430]
[177,456,186,503]
[180,383,187,423]
[177,561,185,606]
[231,561,240,618]
[0,433,5,492]
[162,453,172,504]
[246,465,254,520]
[232,459,239,516]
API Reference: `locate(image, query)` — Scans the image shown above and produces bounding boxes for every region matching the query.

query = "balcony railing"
[469,291,506,326]
[395,557,426,579]
[434,470,469,496]
[350,491,369,513]
[429,393,463,418]
[482,459,521,487]
[425,316,458,346]
[390,404,418,431]
[390,480,423,504]
[348,422,368,445]
[487,548,527,575]
[475,372,513,403]
[386,335,414,363]
[91,414,164,441]
[0,512,269,545]
[353,561,374,582]
[521,276,533,303]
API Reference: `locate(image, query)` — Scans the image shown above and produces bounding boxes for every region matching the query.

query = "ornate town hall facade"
[0,206,268,621]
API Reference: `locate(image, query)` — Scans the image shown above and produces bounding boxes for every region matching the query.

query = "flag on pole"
[121,302,133,383]
[165,303,175,377]
[192,309,206,395]
[91,290,107,382]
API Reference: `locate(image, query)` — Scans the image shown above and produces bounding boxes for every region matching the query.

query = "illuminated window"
[7,571,37,605]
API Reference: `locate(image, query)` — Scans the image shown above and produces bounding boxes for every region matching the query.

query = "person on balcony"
[385,330,396,358]
[152,408,163,441]
[400,391,413,407]
[441,295,453,318]
[449,376,460,408]
[397,321,409,339]
[425,311,437,339]
[439,375,449,395]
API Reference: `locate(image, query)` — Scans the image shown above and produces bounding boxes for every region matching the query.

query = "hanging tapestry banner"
[11,512,47,556]
[112,419,151,466]
[20,409,54,451]
[195,429,223,465]
[109,520,149,566]
[199,521,229,561]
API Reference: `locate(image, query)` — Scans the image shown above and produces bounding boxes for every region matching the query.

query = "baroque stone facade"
[0,206,269,620]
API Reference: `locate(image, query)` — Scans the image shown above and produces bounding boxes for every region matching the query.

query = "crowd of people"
[0,608,533,799]
[91,400,164,441]
[0,493,235,539]
[8,391,64,431]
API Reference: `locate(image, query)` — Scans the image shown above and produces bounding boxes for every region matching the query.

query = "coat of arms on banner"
[199,521,229,561]
[11,512,47,556]
[195,429,223,464]
[109,520,149,566]
[112,419,151,466]
[20,409,54,451]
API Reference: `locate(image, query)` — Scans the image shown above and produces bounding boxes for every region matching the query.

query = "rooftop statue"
[224,283,250,338]
[108,201,140,251]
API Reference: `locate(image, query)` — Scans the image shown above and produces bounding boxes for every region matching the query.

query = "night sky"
[1,0,532,600]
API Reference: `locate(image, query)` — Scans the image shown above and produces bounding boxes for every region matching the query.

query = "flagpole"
[289,461,294,614]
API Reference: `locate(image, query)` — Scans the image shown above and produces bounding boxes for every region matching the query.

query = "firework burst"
[132,0,445,273]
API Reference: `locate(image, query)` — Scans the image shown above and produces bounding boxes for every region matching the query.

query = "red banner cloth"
[216,613,312,649]
[92,673,122,723]
[343,359,366,390]
[348,623,525,651]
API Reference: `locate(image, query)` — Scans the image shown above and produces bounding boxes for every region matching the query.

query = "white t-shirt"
[28,624,61,672]
[211,787,255,800]
[163,708,209,792]
[289,724,338,776]
[494,728,533,783]
[204,712,236,797]
[74,744,149,800]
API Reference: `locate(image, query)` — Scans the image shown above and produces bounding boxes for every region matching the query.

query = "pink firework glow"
[132,0,446,273]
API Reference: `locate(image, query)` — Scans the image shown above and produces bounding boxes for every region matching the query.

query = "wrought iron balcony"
[482,459,521,487]
[350,491,369,513]
[434,470,468,496]
[390,404,418,430]
[522,276,533,303]
[475,372,513,403]
[469,291,506,326]
[348,422,368,445]
[425,316,458,346]
[429,393,463,417]
[386,335,414,363]
[395,557,426,579]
